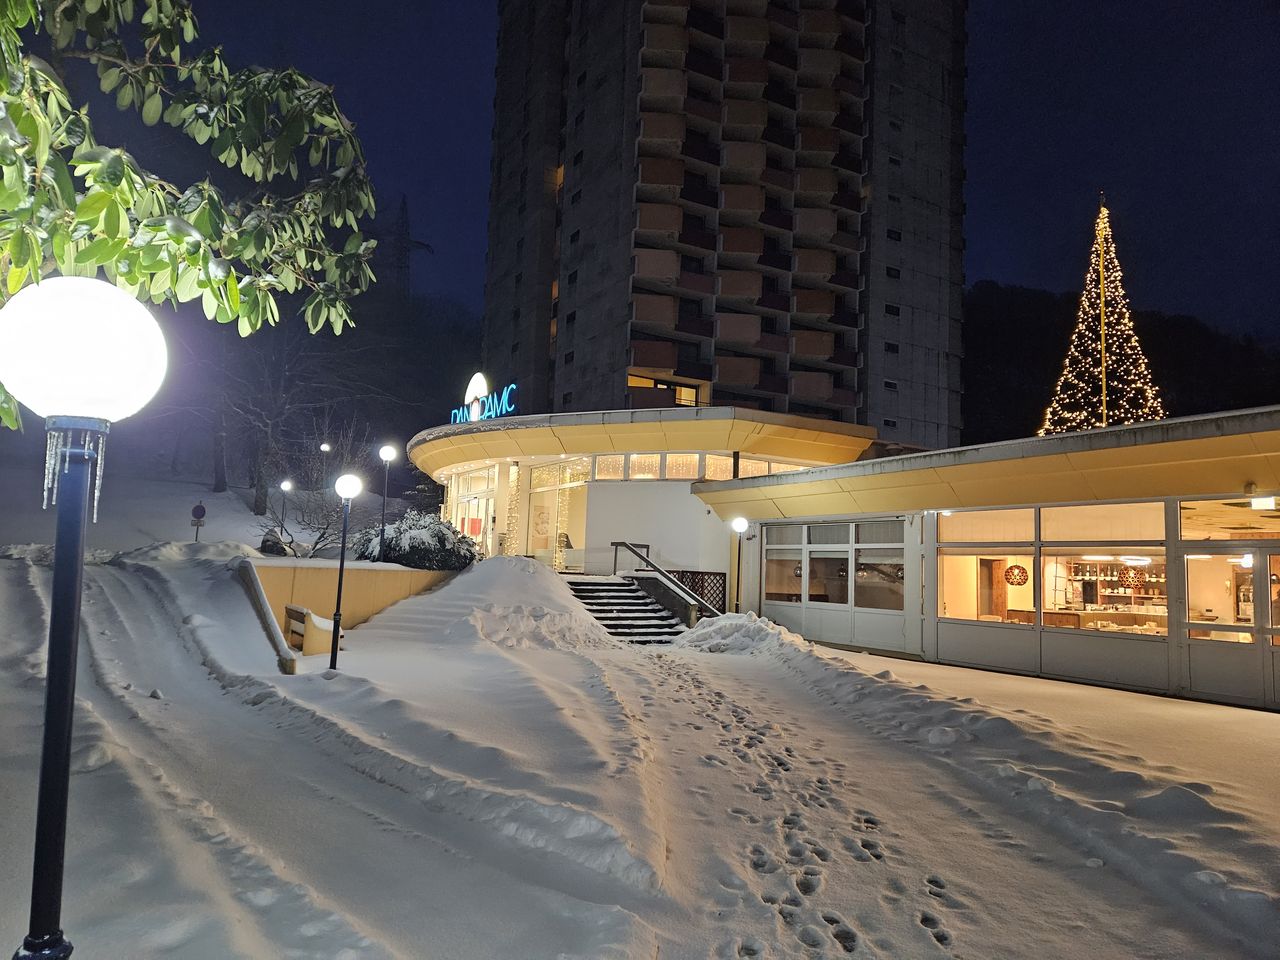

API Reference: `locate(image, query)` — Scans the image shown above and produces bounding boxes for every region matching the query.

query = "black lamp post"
[377,444,397,562]
[731,516,751,614]
[0,277,168,960]
[329,473,363,670]
[278,479,293,538]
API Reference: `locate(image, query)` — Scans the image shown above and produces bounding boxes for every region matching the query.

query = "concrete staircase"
[564,576,686,643]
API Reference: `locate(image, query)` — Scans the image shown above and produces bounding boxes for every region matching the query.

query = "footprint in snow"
[919,910,955,948]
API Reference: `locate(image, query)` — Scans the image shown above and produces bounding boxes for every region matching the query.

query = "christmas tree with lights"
[1038,198,1166,435]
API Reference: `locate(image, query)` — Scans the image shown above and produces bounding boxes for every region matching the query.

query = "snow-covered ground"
[0,463,1277,957]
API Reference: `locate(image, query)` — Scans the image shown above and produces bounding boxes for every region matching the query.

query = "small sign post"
[191,501,207,542]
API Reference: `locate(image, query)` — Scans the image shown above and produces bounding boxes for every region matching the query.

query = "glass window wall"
[938,550,1036,624]
[939,508,1034,543]
[808,552,850,604]
[665,453,700,479]
[1041,548,1166,634]
[854,548,904,610]
[1185,552,1256,642]
[1180,498,1280,540]
[765,549,804,602]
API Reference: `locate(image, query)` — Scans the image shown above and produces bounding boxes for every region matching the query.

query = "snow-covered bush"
[352,509,478,570]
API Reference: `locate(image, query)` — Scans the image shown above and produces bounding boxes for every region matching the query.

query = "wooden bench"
[284,604,344,657]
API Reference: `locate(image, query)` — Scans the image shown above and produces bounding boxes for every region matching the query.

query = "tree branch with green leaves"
[0,0,377,429]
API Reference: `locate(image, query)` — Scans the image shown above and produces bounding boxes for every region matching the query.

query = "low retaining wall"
[248,558,457,638]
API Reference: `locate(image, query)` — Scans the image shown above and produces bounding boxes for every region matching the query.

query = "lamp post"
[278,480,293,538]
[377,444,397,562]
[330,473,363,670]
[319,442,331,453]
[0,277,167,960]
[731,516,751,614]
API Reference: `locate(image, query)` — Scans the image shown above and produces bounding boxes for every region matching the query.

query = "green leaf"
[226,269,240,312]
[8,226,30,268]
[0,383,20,430]
[142,91,163,127]
[99,151,126,186]
[6,263,27,295]
[76,191,112,222]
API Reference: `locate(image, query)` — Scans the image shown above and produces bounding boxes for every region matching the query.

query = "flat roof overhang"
[694,406,1280,520]
[407,407,877,480]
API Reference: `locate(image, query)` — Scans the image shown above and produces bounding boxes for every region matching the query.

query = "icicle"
[42,431,56,509]
[50,430,65,507]
[91,433,106,523]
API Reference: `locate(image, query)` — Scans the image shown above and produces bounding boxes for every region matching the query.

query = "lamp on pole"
[377,444,397,562]
[0,277,167,960]
[730,516,751,614]
[319,442,331,453]
[278,480,293,538]
[330,473,363,670]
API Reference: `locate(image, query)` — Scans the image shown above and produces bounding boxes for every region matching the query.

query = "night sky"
[200,1,1278,336]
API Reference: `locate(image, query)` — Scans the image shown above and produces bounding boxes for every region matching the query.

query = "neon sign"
[451,372,518,424]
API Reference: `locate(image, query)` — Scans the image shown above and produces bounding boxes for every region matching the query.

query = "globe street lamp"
[377,444,397,562]
[0,277,166,960]
[319,442,331,453]
[278,479,293,538]
[329,473,363,670]
[730,516,751,614]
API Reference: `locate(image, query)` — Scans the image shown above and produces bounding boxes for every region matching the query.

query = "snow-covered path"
[0,554,1271,958]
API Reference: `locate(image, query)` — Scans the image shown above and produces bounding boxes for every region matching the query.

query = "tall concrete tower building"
[482,0,965,448]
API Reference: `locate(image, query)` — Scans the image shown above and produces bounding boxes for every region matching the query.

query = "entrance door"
[1182,549,1268,705]
[1264,554,1280,708]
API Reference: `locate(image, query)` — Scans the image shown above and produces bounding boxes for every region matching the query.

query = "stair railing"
[611,541,723,618]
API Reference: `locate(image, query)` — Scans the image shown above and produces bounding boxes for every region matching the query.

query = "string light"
[1039,200,1166,436]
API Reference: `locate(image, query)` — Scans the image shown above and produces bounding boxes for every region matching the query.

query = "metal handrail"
[610,541,723,618]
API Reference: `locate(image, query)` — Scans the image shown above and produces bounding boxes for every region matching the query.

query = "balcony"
[716,354,763,387]
[715,311,761,344]
[795,166,838,198]
[759,208,793,231]
[637,157,684,200]
[829,269,861,290]
[687,7,724,38]
[720,226,765,256]
[797,88,839,123]
[763,81,796,111]
[834,111,863,137]
[791,370,834,400]
[638,112,685,155]
[832,229,862,252]
[725,57,770,90]
[679,180,719,209]
[833,149,863,174]
[793,289,836,316]
[766,2,798,29]
[800,9,842,39]
[791,328,835,358]
[764,42,796,70]
[762,125,796,150]
[757,250,791,271]
[832,190,863,213]
[676,312,715,338]
[794,247,836,276]
[634,249,681,285]
[677,269,717,295]
[831,347,859,368]
[676,358,714,381]
[797,48,841,81]
[757,291,791,312]
[722,140,767,177]
[636,203,682,238]
[631,338,679,371]
[718,269,762,299]
[794,208,838,241]
[641,24,688,68]
[724,15,769,54]
[831,386,857,406]
[639,68,687,109]
[681,137,720,166]
[687,48,723,80]
[834,74,866,99]
[723,98,768,136]
[760,167,792,192]
[678,226,717,252]
[797,127,839,159]
[632,292,678,328]
[758,373,789,394]
[831,309,859,328]
[720,184,765,221]
[685,94,721,124]
[835,35,865,60]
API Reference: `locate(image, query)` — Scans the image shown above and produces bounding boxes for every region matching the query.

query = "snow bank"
[676,613,1280,948]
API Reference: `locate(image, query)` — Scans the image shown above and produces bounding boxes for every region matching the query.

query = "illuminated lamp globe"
[319,442,332,453]
[280,479,293,493]
[0,276,166,422]
[731,516,750,534]
[379,444,398,463]
[334,473,363,500]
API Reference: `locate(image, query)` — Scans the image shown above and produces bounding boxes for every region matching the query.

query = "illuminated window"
[530,464,561,489]
[856,519,904,544]
[562,458,591,484]
[939,508,1034,543]
[765,525,803,545]
[855,549,904,610]
[704,455,734,480]
[554,165,564,188]
[594,455,624,480]
[809,552,850,604]
[739,458,768,478]
[1041,502,1163,541]
[809,524,850,544]
[938,550,1036,625]
[628,374,656,388]
[770,462,804,474]
[765,550,803,602]
[628,454,661,480]
[664,453,700,479]
[1179,498,1280,540]
[1042,548,1167,635]
[674,385,697,406]
[1184,553,1256,640]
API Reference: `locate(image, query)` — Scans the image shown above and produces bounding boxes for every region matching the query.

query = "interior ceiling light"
[1250,496,1277,510]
